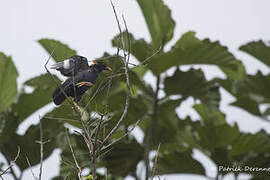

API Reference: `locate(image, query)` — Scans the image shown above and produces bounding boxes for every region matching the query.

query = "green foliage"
[102,138,144,176]
[112,32,153,63]
[1,118,64,171]
[0,53,18,112]
[148,31,245,77]
[157,150,205,175]
[12,74,60,122]
[136,0,175,50]
[240,40,270,67]
[164,68,220,109]
[217,71,270,116]
[38,38,77,62]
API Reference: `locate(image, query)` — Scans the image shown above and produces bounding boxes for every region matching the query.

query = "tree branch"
[0,147,20,180]
[145,75,161,180]
[99,0,131,150]
[65,129,82,180]
[38,121,43,180]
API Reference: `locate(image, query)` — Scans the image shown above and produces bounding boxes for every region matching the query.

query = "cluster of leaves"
[1,0,270,180]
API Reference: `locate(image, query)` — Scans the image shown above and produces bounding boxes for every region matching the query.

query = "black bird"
[50,55,90,76]
[52,59,112,105]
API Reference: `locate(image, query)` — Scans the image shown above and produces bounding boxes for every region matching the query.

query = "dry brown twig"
[26,156,38,180]
[25,118,48,180]
[65,129,83,180]
[99,0,131,150]
[0,147,20,180]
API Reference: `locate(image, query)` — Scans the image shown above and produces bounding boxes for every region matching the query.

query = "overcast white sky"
[0,0,270,180]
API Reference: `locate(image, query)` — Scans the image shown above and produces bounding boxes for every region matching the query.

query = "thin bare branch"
[139,46,162,66]
[83,79,108,110]
[39,120,43,180]
[92,114,104,179]
[44,45,57,67]
[99,3,131,150]
[64,174,70,180]
[145,75,161,180]
[26,156,38,180]
[65,129,82,180]
[110,0,123,55]
[151,143,161,180]
[44,116,80,123]
[0,147,20,179]
[101,120,141,152]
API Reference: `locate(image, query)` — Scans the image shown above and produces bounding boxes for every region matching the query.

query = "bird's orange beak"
[107,67,112,71]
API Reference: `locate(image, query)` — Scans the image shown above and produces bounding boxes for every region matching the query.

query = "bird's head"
[91,60,112,72]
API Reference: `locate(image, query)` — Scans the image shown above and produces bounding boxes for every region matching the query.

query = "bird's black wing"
[50,55,89,77]
[52,70,97,105]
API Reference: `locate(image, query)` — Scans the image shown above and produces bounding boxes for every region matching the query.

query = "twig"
[61,159,77,171]
[92,114,104,179]
[99,3,131,150]
[83,79,107,109]
[110,0,123,55]
[105,168,108,180]
[26,156,38,180]
[44,116,80,123]
[80,119,94,156]
[151,143,161,180]
[101,120,141,152]
[65,129,82,180]
[0,147,20,179]
[145,75,161,180]
[139,46,162,66]
[39,120,43,180]
[64,174,70,180]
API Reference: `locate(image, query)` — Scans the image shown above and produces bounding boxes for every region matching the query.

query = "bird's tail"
[52,87,67,105]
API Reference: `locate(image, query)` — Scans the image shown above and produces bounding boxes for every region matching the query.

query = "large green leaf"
[141,98,183,147]
[0,112,20,146]
[193,104,225,125]
[136,0,175,49]
[157,149,205,175]
[38,39,77,62]
[1,118,64,170]
[240,40,270,67]
[108,92,148,127]
[102,138,144,177]
[217,71,270,116]
[12,74,60,122]
[176,115,240,154]
[0,52,18,112]
[174,108,270,178]
[242,72,270,104]
[230,130,270,156]
[164,68,220,109]
[148,31,245,78]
